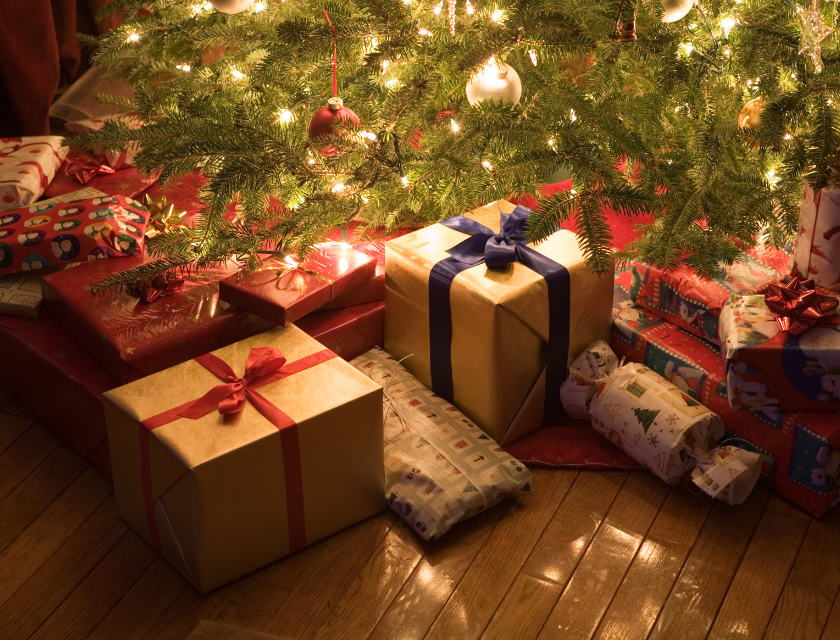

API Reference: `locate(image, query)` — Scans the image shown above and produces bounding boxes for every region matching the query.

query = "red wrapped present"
[40,256,276,384]
[630,246,790,346]
[320,241,385,311]
[219,242,377,326]
[296,300,384,361]
[42,165,158,201]
[613,267,840,516]
[0,314,117,476]
[719,281,840,412]
[0,194,148,275]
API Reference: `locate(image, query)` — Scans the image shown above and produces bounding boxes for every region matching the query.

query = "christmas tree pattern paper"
[350,346,534,541]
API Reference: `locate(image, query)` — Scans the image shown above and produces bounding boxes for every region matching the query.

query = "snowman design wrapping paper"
[0,194,148,274]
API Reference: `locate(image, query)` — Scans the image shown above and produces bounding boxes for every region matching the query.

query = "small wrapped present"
[559,339,620,419]
[790,182,840,290]
[350,346,534,541]
[613,267,840,516]
[219,243,377,326]
[65,115,141,169]
[0,193,148,275]
[719,279,840,412]
[385,200,614,445]
[630,248,788,346]
[42,166,157,201]
[0,314,117,476]
[320,240,386,311]
[587,357,762,504]
[296,300,384,361]
[103,325,384,593]
[41,257,276,383]
[0,137,68,211]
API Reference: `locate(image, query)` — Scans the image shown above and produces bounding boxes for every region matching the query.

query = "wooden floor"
[3,392,840,640]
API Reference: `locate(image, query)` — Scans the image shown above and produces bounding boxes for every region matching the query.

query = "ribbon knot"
[445,204,532,270]
[764,276,839,336]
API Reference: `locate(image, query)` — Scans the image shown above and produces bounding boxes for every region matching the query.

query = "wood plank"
[2,395,37,419]
[423,468,579,640]
[0,382,16,410]
[0,497,128,640]
[535,472,670,640]
[31,533,159,640]
[0,410,36,455]
[86,559,188,640]
[481,574,563,640]
[820,583,840,640]
[648,486,771,640]
[591,486,712,640]
[759,507,840,640]
[310,519,427,640]
[0,442,89,554]
[367,501,510,640]
[0,420,63,502]
[707,495,811,640]
[0,465,112,606]
[521,470,628,585]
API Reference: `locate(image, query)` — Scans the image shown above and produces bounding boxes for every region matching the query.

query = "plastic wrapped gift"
[630,247,789,346]
[385,200,614,445]
[586,356,762,504]
[104,325,384,593]
[219,243,377,326]
[0,137,68,211]
[350,346,534,541]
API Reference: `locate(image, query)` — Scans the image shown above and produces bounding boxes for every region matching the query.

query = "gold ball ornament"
[209,0,254,14]
[738,97,764,129]
[466,60,522,107]
[662,0,694,23]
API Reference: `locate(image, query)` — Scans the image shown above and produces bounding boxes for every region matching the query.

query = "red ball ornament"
[307,97,360,157]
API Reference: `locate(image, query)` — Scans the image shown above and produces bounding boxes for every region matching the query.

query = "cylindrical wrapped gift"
[559,339,619,418]
[791,183,840,290]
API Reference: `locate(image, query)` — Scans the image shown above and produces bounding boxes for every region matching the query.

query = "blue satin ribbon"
[428,205,570,422]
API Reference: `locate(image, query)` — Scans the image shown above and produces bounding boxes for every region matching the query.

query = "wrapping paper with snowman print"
[589,361,762,504]
[0,193,148,275]
[630,248,790,347]
[0,137,68,212]
[559,339,620,419]
[790,183,840,290]
[350,346,534,541]
[720,293,840,412]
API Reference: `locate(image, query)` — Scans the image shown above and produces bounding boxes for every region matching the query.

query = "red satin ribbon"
[323,10,338,96]
[127,278,186,304]
[765,276,839,335]
[139,346,337,554]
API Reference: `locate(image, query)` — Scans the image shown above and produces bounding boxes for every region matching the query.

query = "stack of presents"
[3,113,840,592]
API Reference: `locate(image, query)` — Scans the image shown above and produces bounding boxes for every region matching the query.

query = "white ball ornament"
[209,0,254,14]
[466,60,522,107]
[662,0,693,23]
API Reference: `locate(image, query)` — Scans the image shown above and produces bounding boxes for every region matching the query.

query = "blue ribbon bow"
[428,204,570,423]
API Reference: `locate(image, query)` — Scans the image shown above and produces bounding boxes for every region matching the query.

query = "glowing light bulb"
[176,64,191,72]
[385,78,400,88]
[570,188,577,195]
[332,182,346,193]
[679,42,694,57]
[466,1,474,13]
[434,2,443,14]
[784,134,792,140]
[127,33,140,43]
[382,59,390,73]
[403,0,412,4]
[370,37,379,49]
[720,16,736,36]
[491,9,504,22]
[277,109,293,123]
[361,195,369,203]
[363,131,377,141]
[766,168,780,186]
[284,255,299,268]
[547,137,556,149]
[401,175,410,186]
[482,160,493,170]
[450,119,460,133]
[308,158,315,164]
[418,28,432,36]
[231,69,245,80]
[529,50,537,66]
[254,1,265,11]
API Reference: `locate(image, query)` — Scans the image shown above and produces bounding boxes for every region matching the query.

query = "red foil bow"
[64,148,115,184]
[127,277,186,304]
[764,276,839,335]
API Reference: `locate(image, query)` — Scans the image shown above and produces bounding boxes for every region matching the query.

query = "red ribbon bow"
[764,276,839,335]
[64,148,115,184]
[127,277,186,304]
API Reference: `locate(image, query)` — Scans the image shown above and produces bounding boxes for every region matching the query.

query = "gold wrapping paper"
[384,200,614,445]
[103,325,384,593]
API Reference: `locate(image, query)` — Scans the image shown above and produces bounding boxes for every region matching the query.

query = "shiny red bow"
[127,277,186,304]
[764,277,839,335]
[180,347,291,418]
[64,148,115,184]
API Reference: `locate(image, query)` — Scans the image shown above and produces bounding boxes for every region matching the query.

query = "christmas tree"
[71,0,840,290]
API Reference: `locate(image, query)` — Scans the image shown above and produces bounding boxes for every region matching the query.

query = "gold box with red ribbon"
[384,200,614,445]
[103,324,384,593]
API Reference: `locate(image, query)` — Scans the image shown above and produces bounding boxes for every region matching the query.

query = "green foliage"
[73,0,840,287]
